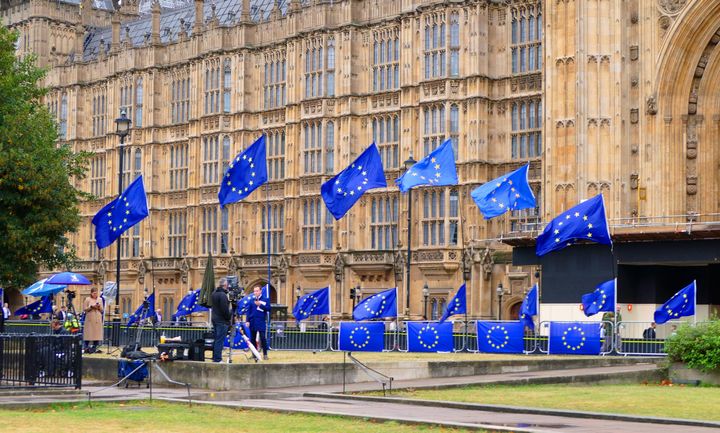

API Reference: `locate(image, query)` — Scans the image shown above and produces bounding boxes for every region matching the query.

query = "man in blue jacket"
[245,285,271,360]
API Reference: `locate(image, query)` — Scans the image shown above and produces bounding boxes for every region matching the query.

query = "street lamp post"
[422,283,429,320]
[496,283,504,321]
[350,285,361,311]
[403,154,416,316]
[114,110,131,318]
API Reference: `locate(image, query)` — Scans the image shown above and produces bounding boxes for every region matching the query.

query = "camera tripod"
[226,300,261,363]
[121,297,154,359]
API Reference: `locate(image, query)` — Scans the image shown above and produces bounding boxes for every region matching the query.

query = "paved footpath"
[3,362,718,433]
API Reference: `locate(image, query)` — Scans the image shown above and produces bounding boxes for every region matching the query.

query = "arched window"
[59,92,68,139]
[222,135,231,172]
[133,148,142,179]
[223,58,232,113]
[135,78,143,127]
[325,121,334,174]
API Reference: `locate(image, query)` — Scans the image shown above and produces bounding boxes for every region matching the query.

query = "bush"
[665,320,720,373]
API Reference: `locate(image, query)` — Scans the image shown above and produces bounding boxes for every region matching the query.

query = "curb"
[304,392,720,430]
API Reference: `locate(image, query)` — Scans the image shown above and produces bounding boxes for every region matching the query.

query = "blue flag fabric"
[293,287,331,322]
[175,290,209,318]
[352,288,398,321]
[548,322,602,355]
[407,322,454,352]
[224,323,251,349]
[654,281,697,325]
[581,279,616,317]
[126,293,155,328]
[236,293,256,316]
[438,284,466,324]
[476,321,526,354]
[338,322,385,352]
[14,296,53,316]
[471,164,536,219]
[218,135,268,207]
[519,284,538,330]
[395,139,458,192]
[321,143,387,220]
[92,175,149,249]
[0,288,3,303]
[536,194,612,256]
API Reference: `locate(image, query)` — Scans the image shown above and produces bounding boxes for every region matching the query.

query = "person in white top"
[3,303,10,320]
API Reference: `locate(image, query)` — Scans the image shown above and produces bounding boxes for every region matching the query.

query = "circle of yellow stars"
[107,196,133,232]
[486,325,510,350]
[335,163,370,197]
[665,292,689,318]
[408,157,444,185]
[364,294,387,317]
[561,325,586,351]
[349,326,372,349]
[551,212,595,245]
[225,154,256,194]
[298,295,320,318]
[417,325,440,350]
[591,288,608,309]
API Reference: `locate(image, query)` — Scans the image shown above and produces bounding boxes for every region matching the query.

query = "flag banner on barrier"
[581,279,616,317]
[352,287,397,321]
[654,280,696,325]
[407,322,454,352]
[476,321,525,354]
[548,322,601,355]
[224,323,251,349]
[338,322,385,352]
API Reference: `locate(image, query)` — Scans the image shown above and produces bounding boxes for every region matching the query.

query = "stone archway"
[654,0,720,216]
[246,279,278,304]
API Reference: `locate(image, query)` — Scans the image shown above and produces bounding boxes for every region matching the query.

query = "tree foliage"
[0,27,87,291]
[665,319,720,373]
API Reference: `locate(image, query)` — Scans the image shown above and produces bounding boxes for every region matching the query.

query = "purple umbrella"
[45,272,92,286]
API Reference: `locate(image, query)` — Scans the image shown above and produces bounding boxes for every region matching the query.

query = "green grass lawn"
[0,401,475,433]
[377,383,720,421]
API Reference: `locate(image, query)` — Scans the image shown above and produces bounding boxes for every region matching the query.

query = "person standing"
[211,278,231,363]
[246,285,271,360]
[3,303,10,320]
[82,287,104,354]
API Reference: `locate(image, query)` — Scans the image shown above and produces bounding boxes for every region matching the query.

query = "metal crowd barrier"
[465,320,537,354]
[0,334,82,389]
[269,321,331,351]
[615,321,669,356]
[538,320,615,355]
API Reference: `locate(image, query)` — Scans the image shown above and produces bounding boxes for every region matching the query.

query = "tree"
[0,27,87,292]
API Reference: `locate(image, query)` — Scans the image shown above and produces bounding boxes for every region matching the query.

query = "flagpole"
[459,185,469,344]
[693,279,697,325]
[265,181,272,346]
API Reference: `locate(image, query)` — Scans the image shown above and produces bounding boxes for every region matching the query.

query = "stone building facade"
[10,0,716,323]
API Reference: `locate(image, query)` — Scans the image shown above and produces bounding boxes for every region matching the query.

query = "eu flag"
[218,135,268,207]
[471,164,536,219]
[407,322,454,352]
[519,284,538,330]
[548,322,601,355]
[654,281,696,325]
[338,322,385,352]
[438,284,466,324]
[321,143,387,220]
[395,139,458,192]
[224,322,251,349]
[92,175,149,249]
[581,279,616,317]
[352,288,397,321]
[175,290,209,318]
[536,194,612,256]
[126,293,155,328]
[293,287,331,322]
[236,292,255,316]
[476,321,525,354]
[14,296,53,316]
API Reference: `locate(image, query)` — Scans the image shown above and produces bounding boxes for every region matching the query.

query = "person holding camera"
[245,285,271,360]
[211,278,231,363]
[82,287,104,354]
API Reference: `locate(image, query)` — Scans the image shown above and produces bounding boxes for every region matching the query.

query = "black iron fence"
[0,334,82,389]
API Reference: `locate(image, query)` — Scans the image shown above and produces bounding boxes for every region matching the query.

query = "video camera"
[65,289,76,302]
[226,276,244,303]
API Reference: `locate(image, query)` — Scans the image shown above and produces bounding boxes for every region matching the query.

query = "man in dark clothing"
[245,285,271,360]
[211,278,231,363]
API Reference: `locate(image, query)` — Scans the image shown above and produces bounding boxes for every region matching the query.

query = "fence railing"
[0,334,82,389]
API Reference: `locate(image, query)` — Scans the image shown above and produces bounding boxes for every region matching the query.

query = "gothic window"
[202,136,220,185]
[372,114,400,169]
[424,13,447,79]
[423,104,458,158]
[135,78,143,127]
[422,188,459,246]
[204,61,221,114]
[267,129,286,180]
[90,154,105,198]
[302,198,333,251]
[511,6,542,74]
[304,37,334,99]
[372,28,400,91]
[171,75,190,124]
[262,203,285,253]
[264,52,287,109]
[59,92,68,139]
[167,210,187,257]
[200,206,226,255]
[370,195,398,250]
[511,99,542,159]
[449,12,460,77]
[223,58,232,113]
[169,143,188,191]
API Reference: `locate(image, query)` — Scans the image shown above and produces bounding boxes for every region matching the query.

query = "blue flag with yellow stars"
[236,292,256,316]
[407,322,454,352]
[476,321,525,354]
[293,287,330,323]
[654,280,696,325]
[581,279,616,317]
[395,138,458,192]
[338,322,385,352]
[471,164,536,219]
[224,322,251,349]
[218,135,268,207]
[519,284,538,330]
[126,293,155,328]
[321,143,387,220]
[14,296,53,316]
[438,284,466,324]
[536,194,612,257]
[549,322,601,355]
[174,289,209,318]
[92,175,149,249]
[352,287,397,321]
